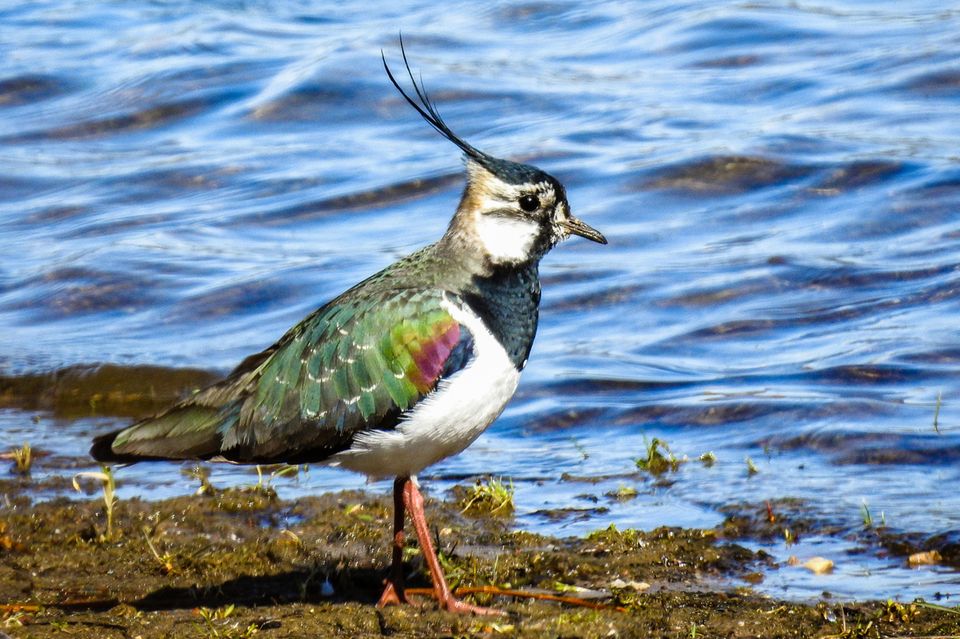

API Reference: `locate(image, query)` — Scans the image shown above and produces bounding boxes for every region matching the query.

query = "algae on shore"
[1,488,959,638]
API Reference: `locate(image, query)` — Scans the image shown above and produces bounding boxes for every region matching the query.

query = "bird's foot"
[382,586,505,616]
[376,579,408,607]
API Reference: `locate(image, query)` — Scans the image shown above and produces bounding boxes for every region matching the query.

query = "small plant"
[460,476,515,515]
[184,464,217,495]
[569,436,590,460]
[342,502,374,522]
[73,464,118,542]
[258,464,301,490]
[551,581,588,594]
[698,451,716,467]
[436,545,468,592]
[609,484,638,500]
[819,605,873,639]
[881,599,918,624]
[253,465,270,493]
[10,442,31,475]
[142,527,176,575]
[2,609,29,627]
[745,457,759,476]
[195,604,260,638]
[914,599,960,615]
[783,527,795,546]
[242,464,304,497]
[860,500,885,529]
[635,438,682,475]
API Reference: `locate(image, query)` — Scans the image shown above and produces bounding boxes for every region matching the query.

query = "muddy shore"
[2,477,959,639]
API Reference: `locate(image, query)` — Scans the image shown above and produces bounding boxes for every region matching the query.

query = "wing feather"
[95,288,475,464]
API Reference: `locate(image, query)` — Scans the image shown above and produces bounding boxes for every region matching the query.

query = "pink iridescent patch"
[408,322,460,392]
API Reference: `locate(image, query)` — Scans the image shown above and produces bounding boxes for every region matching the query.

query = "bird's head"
[383,43,606,267]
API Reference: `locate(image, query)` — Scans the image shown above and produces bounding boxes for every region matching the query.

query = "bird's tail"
[90,404,234,463]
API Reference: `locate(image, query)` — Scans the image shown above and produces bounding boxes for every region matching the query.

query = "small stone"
[802,557,834,574]
[908,550,942,566]
[610,578,650,591]
[109,603,140,618]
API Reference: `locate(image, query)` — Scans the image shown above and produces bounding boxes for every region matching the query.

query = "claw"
[380,476,506,615]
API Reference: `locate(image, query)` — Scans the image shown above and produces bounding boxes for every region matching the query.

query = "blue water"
[3,0,960,602]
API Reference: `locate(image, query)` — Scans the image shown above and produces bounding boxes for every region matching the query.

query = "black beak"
[561,216,607,244]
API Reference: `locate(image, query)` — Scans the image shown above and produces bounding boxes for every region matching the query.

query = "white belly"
[330,296,521,479]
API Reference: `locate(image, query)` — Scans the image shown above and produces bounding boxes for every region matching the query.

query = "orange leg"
[401,477,504,616]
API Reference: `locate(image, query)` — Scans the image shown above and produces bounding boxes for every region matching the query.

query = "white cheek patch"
[475,215,540,263]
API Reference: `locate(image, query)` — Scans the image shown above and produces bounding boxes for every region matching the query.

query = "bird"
[91,42,606,615]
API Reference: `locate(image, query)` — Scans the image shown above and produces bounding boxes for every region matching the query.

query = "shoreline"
[2,485,958,638]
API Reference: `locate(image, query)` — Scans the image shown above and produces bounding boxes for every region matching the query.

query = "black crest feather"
[382,35,488,163]
[382,36,553,187]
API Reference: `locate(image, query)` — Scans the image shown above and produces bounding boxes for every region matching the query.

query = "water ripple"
[2,0,960,601]
[0,73,76,107]
[5,93,244,143]
[641,155,815,195]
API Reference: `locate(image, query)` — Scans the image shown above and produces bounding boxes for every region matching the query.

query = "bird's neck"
[425,215,545,369]
[459,262,541,370]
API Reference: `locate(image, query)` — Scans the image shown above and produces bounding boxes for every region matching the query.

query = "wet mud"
[2,485,958,638]
[0,364,218,419]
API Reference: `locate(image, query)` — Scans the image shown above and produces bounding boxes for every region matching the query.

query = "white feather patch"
[475,215,540,264]
[330,296,520,479]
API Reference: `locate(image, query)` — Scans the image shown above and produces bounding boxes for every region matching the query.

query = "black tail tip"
[90,431,123,463]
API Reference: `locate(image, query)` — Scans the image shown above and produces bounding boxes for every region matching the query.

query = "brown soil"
[2,484,959,638]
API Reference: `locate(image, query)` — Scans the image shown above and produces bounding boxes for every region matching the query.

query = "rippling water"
[3,0,960,601]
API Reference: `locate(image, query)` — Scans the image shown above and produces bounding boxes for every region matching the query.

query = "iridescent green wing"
[218,288,474,462]
[103,288,473,463]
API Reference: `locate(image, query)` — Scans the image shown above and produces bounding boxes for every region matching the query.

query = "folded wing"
[92,289,474,464]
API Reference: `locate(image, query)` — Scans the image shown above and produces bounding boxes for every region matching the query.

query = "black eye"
[519,194,540,212]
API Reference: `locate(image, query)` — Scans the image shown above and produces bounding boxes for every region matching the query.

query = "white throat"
[475,215,540,264]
